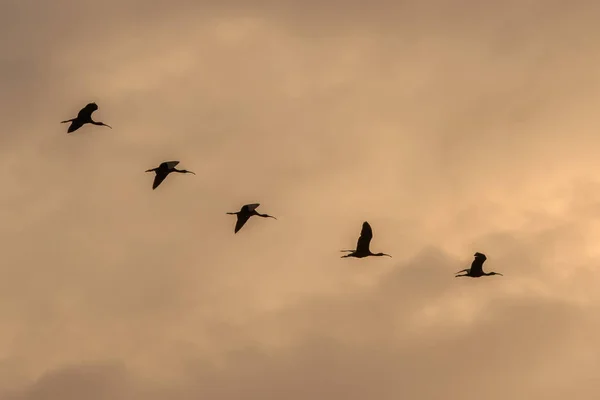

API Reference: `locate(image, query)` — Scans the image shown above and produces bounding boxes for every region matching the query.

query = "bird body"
[145,160,195,189]
[227,203,277,233]
[341,221,391,258]
[455,252,503,278]
[61,102,112,133]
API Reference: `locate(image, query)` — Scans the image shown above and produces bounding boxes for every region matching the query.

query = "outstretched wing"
[243,203,260,213]
[152,171,169,189]
[234,213,251,233]
[77,103,98,120]
[355,221,373,253]
[470,253,486,275]
[67,120,84,133]
[161,161,180,170]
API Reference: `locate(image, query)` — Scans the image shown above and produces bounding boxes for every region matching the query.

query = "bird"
[145,161,195,190]
[61,102,112,133]
[341,221,392,258]
[455,252,503,278]
[226,203,277,233]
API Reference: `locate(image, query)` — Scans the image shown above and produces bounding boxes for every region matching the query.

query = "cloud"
[3,248,599,400]
[3,0,600,399]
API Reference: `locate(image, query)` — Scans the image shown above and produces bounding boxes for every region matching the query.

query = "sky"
[1,0,600,399]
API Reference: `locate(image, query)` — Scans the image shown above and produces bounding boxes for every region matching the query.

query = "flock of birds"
[60,102,504,279]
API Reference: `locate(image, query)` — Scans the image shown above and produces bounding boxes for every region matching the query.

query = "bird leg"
[341,253,355,258]
[257,213,277,219]
[340,250,354,252]
[455,269,469,274]
[60,119,75,123]
[454,274,469,278]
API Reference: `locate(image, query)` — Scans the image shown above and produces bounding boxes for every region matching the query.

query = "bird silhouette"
[455,252,503,278]
[61,102,112,133]
[341,221,392,258]
[145,161,195,190]
[226,203,277,233]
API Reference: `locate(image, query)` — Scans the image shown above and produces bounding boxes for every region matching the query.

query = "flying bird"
[61,102,112,133]
[145,161,195,190]
[455,252,503,278]
[226,203,277,233]
[341,221,392,258]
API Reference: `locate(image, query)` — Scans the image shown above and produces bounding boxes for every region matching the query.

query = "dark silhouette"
[455,252,503,278]
[226,203,277,233]
[61,102,112,133]
[341,221,392,258]
[145,161,195,190]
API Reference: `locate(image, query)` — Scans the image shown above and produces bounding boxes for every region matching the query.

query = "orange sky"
[1,1,600,399]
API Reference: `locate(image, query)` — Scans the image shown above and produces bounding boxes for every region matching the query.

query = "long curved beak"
[383,254,392,258]
[101,123,112,129]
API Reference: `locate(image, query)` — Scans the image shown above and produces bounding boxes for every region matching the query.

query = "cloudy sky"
[1,0,600,399]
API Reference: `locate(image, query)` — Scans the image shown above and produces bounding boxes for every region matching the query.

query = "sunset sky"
[1,0,600,399]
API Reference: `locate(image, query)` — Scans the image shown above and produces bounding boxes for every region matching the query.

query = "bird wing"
[67,120,84,133]
[77,103,97,120]
[470,254,486,275]
[163,161,180,169]
[244,203,260,212]
[234,213,251,233]
[356,221,373,253]
[152,172,169,189]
